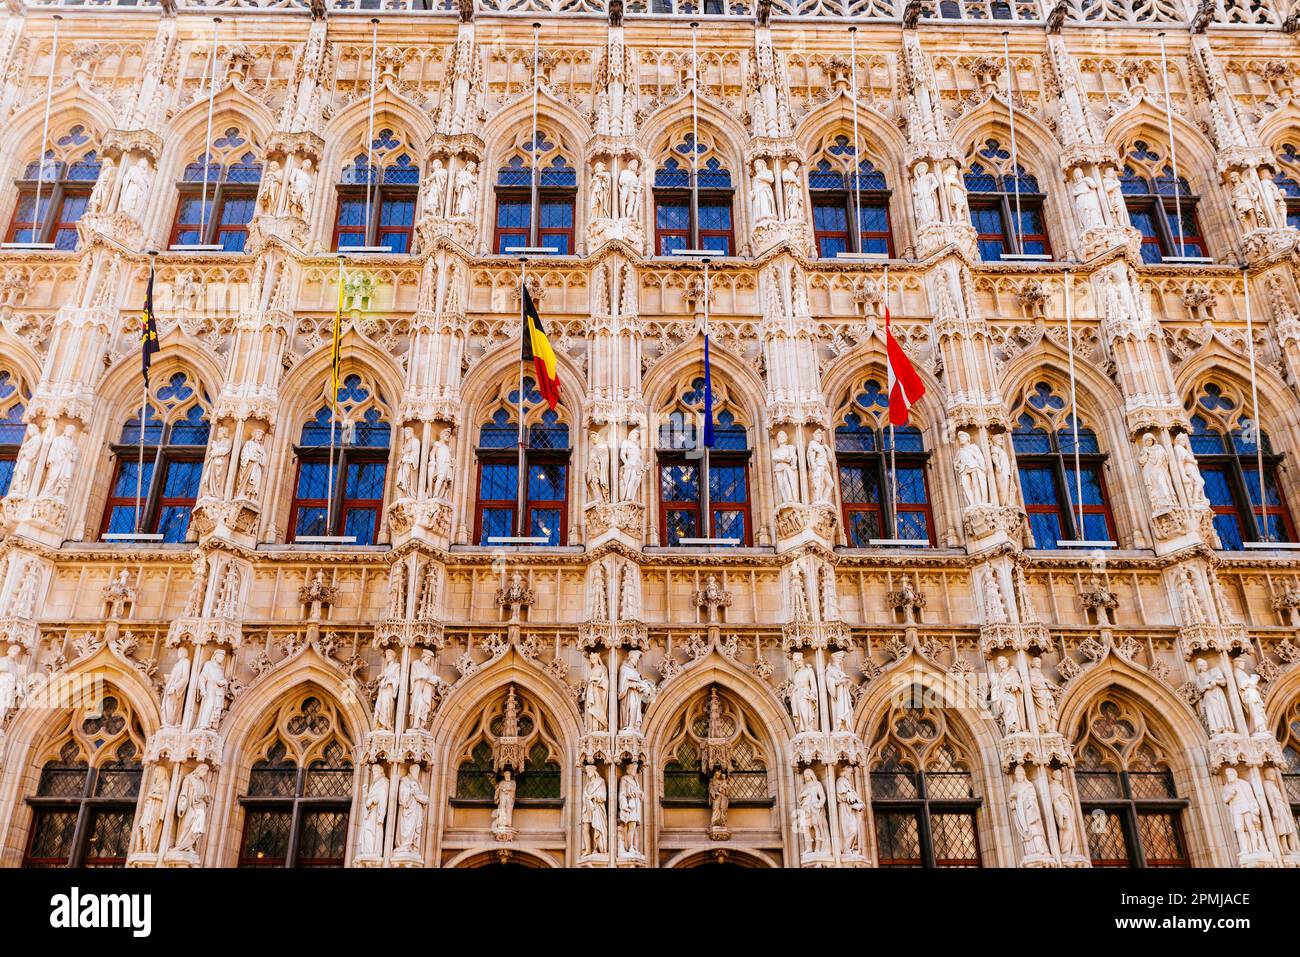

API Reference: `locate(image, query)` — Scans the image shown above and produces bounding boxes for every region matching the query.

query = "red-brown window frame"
[491,187,576,256]
[332,184,418,253]
[656,451,753,546]
[6,185,91,250]
[168,183,258,250]
[652,187,736,256]
[287,448,389,544]
[810,191,895,258]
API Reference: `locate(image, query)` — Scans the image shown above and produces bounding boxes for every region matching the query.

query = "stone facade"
[0,0,1299,869]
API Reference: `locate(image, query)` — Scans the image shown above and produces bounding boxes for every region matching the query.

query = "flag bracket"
[294,535,358,545]
[487,536,553,545]
[676,537,741,547]
[168,243,227,252]
[102,533,166,542]
[866,538,929,547]
[1,242,56,250]
[1054,539,1118,549]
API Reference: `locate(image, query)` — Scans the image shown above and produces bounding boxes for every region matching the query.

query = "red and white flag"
[885,305,925,426]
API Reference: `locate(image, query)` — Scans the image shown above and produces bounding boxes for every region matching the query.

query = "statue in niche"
[1228,170,1265,232]
[171,764,211,858]
[709,771,730,833]
[620,563,640,619]
[772,430,800,505]
[1049,768,1078,858]
[1234,659,1268,735]
[789,651,819,733]
[258,159,282,214]
[408,650,439,730]
[942,160,968,222]
[619,428,645,502]
[359,764,388,858]
[618,649,655,732]
[618,159,642,219]
[988,435,1011,507]
[751,158,777,222]
[1259,171,1288,228]
[428,428,454,500]
[1222,767,1267,857]
[797,768,829,857]
[584,652,609,733]
[194,649,228,732]
[0,645,22,716]
[1194,658,1233,735]
[836,767,866,856]
[200,426,231,499]
[581,764,608,857]
[783,162,804,222]
[1008,765,1050,857]
[1171,433,1208,506]
[586,430,609,504]
[911,161,940,226]
[1028,657,1058,732]
[983,569,1008,624]
[374,648,400,731]
[7,425,40,498]
[132,770,167,856]
[591,161,611,219]
[86,154,115,214]
[161,647,190,727]
[824,651,854,733]
[990,656,1024,733]
[394,764,428,858]
[1101,166,1126,223]
[1138,433,1177,510]
[1264,768,1299,855]
[395,427,420,497]
[805,429,833,505]
[588,563,608,622]
[820,564,840,621]
[454,161,478,217]
[492,770,516,836]
[1069,167,1104,230]
[1178,567,1206,624]
[789,563,811,622]
[38,424,79,501]
[287,158,313,220]
[954,431,990,507]
[617,767,643,859]
[235,429,267,501]
[118,157,151,220]
[424,158,447,217]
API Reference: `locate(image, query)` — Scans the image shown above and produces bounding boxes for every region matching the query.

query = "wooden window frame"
[288,447,389,545]
[23,765,140,868]
[836,443,935,547]
[7,183,92,250]
[99,436,205,544]
[1076,769,1190,868]
[871,769,982,868]
[169,182,258,251]
[968,191,1052,261]
[652,186,736,257]
[332,184,418,253]
[491,186,576,256]
[1194,449,1296,548]
[810,189,895,258]
[472,446,572,546]
[656,450,753,547]
[1124,195,1210,263]
[1015,440,1117,549]
[237,766,351,869]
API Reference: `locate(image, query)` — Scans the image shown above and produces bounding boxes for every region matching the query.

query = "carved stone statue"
[1049,768,1078,858]
[1229,170,1265,232]
[1028,657,1058,732]
[38,425,79,501]
[1070,167,1105,230]
[772,429,800,505]
[1138,433,1177,510]
[0,645,22,716]
[394,763,428,858]
[751,158,777,222]
[709,771,730,833]
[942,160,968,222]
[617,649,654,732]
[258,159,282,214]
[408,650,438,730]
[132,770,167,856]
[782,162,804,222]
[989,436,1012,507]
[1259,172,1289,229]
[586,430,609,504]
[805,429,833,505]
[374,648,400,731]
[1101,166,1126,223]
[584,651,609,732]
[193,650,228,732]
[235,429,267,501]
[789,563,811,622]
[170,764,211,858]
[620,563,640,619]
[425,158,448,217]
[617,767,643,859]
[1171,433,1208,506]
[428,428,454,500]
[359,764,388,858]
[7,424,41,498]
[1234,659,1268,735]
[1178,567,1206,624]
[983,569,1008,624]
[618,159,642,219]
[491,770,516,835]
[1222,767,1266,857]
[825,649,854,731]
[955,431,990,507]
[287,159,313,220]
[118,157,151,220]
[797,768,829,857]
[836,767,866,856]
[820,563,840,621]
[86,154,114,214]
[454,161,478,217]
[911,161,940,226]
[1008,765,1050,857]
[991,656,1024,733]
[395,426,420,497]
[201,426,232,499]
[789,651,819,734]
[1194,658,1233,735]
[1264,767,1298,855]
[618,428,645,502]
[581,764,608,857]
[591,160,611,219]
[162,648,190,727]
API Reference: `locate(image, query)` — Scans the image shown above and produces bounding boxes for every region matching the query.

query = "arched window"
[1276,697,1300,841]
[452,687,562,804]
[100,371,211,543]
[1184,381,1295,549]
[1072,694,1189,867]
[834,377,933,546]
[334,128,419,253]
[656,374,750,546]
[1011,380,1117,548]
[1118,139,1209,263]
[807,133,893,258]
[238,694,354,868]
[653,130,736,256]
[6,125,101,251]
[290,373,392,545]
[0,369,31,497]
[868,690,982,867]
[963,137,1050,261]
[1271,142,1300,230]
[169,127,262,252]
[660,686,772,808]
[473,376,570,546]
[493,129,577,256]
[23,694,145,868]
[928,0,1037,19]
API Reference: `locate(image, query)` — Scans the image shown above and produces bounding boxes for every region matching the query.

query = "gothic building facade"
[0,0,1299,870]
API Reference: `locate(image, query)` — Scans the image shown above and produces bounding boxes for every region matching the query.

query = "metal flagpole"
[1157,32,1188,258]
[133,253,157,535]
[849,26,862,253]
[517,258,528,537]
[1065,268,1085,539]
[327,256,343,536]
[1002,32,1024,255]
[198,18,221,245]
[701,257,712,535]
[1242,266,1269,542]
[530,22,541,248]
[885,264,899,538]
[31,15,60,246]
[690,22,701,251]
[365,17,380,246]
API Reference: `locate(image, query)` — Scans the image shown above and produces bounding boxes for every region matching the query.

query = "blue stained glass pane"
[345,462,387,499]
[106,505,142,536]
[664,510,698,546]
[978,238,1006,261]
[496,201,531,229]
[529,509,561,545]
[839,465,879,504]
[809,165,845,190]
[1028,511,1062,549]
[1289,211,1300,230]
[479,463,518,502]
[700,234,731,255]
[712,510,745,542]
[121,407,165,446]
[157,505,192,544]
[896,467,927,505]
[480,410,517,449]
[1262,513,1291,543]
[479,508,513,545]
[336,232,366,249]
[539,165,576,188]
[1064,465,1105,506]
[1242,467,1282,507]
[161,461,202,498]
[528,463,566,500]
[863,234,891,256]
[343,508,377,545]
[171,408,210,446]
[818,235,849,258]
[659,234,688,256]
[709,465,747,503]
[814,205,848,232]
[1082,512,1111,542]
[353,410,390,449]
[712,414,747,451]
[972,206,1005,234]
[296,461,336,499]
[540,232,570,254]
[657,203,690,229]
[113,461,155,497]
[336,200,368,227]
[380,199,414,227]
[883,425,923,452]
[1018,466,1058,506]
[964,168,999,193]
[1201,469,1235,507]
[898,511,929,542]
[294,507,329,539]
[846,511,879,547]
[1214,513,1244,551]
[0,459,12,497]
[660,464,699,503]
[697,162,731,189]
[836,414,877,453]
[1012,429,1051,455]
[540,202,573,227]
[220,197,255,226]
[218,231,247,253]
[1058,428,1099,454]
[698,204,732,231]
[655,159,690,189]
[858,205,889,232]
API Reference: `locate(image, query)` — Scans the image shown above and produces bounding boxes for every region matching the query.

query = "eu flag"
[702,333,714,448]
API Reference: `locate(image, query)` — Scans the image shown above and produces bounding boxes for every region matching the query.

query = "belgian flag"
[521,284,561,410]
[141,261,160,386]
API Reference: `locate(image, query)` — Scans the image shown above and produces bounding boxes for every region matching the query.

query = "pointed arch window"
[290,374,392,545]
[238,695,354,868]
[0,369,31,498]
[6,125,101,251]
[1277,698,1300,836]
[1011,381,1117,549]
[1185,382,1295,549]
[169,128,262,251]
[654,132,736,256]
[835,378,933,546]
[473,377,570,546]
[493,130,577,256]
[452,688,563,806]
[963,138,1051,261]
[23,695,144,868]
[808,135,893,258]
[1073,696,1189,867]
[1272,142,1300,231]
[1118,140,1209,263]
[334,128,419,253]
[660,686,772,807]
[656,375,751,546]
[868,694,982,867]
[100,372,210,543]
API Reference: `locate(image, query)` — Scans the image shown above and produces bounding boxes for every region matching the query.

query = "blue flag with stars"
[702,332,714,449]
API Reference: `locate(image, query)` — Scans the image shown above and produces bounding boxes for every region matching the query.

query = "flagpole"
[1243,265,1269,543]
[529,21,541,249]
[1065,268,1085,539]
[885,264,898,539]
[701,257,712,535]
[327,255,343,537]
[517,257,528,538]
[135,251,158,535]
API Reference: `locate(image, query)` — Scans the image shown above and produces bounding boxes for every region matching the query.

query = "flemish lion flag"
[885,303,925,426]
[141,261,160,386]
[521,284,561,410]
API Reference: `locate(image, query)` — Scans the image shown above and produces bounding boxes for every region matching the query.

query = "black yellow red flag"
[521,284,560,410]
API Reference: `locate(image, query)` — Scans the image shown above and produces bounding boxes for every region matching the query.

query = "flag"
[521,284,561,410]
[330,263,345,400]
[141,261,159,386]
[885,304,925,426]
[702,332,715,448]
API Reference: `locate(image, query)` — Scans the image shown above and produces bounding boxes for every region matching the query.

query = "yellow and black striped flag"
[141,261,159,385]
[521,284,560,410]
